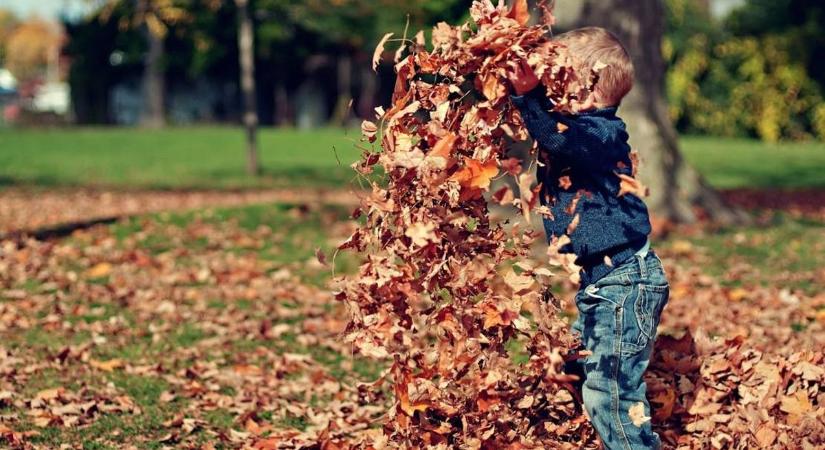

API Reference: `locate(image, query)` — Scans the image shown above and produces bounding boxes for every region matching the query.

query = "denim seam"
[585,274,633,306]
[612,303,633,450]
[635,285,653,348]
[584,287,618,306]
[596,271,633,287]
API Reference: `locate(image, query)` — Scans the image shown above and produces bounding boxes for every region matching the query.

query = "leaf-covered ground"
[0,201,823,448]
[0,188,358,236]
[0,204,382,448]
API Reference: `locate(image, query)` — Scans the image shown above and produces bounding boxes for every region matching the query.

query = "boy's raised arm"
[511,89,573,152]
[511,89,625,167]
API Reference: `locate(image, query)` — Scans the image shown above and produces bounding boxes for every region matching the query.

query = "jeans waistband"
[579,238,648,287]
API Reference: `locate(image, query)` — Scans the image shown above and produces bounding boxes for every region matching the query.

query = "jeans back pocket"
[619,283,668,355]
[634,284,669,348]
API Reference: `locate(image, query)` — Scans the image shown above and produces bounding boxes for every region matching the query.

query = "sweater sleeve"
[511,89,623,166]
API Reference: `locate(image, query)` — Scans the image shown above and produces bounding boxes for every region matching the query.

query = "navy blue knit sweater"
[511,88,651,286]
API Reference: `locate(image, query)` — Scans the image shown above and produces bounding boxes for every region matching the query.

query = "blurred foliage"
[4,19,63,82]
[665,0,825,141]
[0,8,19,66]
[99,0,194,38]
[253,0,466,52]
[251,0,468,90]
[92,0,222,78]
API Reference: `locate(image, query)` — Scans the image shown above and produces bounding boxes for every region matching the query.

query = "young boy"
[508,27,670,449]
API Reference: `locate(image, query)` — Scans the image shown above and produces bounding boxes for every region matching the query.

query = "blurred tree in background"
[579,0,745,224]
[4,19,62,83]
[99,0,195,128]
[665,0,825,141]
[66,0,233,124]
[64,0,468,126]
[255,0,467,125]
[0,9,19,67]
[58,0,825,142]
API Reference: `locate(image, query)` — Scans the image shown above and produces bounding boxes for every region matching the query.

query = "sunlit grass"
[1,127,823,191]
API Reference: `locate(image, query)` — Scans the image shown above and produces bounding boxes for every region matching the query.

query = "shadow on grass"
[0,174,66,188]
[710,166,825,190]
[0,166,364,192]
[203,166,360,189]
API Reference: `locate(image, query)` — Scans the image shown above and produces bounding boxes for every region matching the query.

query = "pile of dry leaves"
[646,331,824,449]
[338,0,600,447]
[337,0,824,448]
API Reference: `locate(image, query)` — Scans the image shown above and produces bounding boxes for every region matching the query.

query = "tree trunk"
[236,0,260,175]
[578,0,746,224]
[139,1,166,128]
[357,62,378,119]
[331,53,353,126]
[274,79,290,126]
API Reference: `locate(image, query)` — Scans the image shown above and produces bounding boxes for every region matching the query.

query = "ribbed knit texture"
[511,88,652,286]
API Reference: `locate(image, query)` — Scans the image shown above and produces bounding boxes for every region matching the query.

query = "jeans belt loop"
[637,250,648,278]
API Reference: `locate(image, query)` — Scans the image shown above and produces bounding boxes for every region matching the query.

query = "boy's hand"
[507,59,540,96]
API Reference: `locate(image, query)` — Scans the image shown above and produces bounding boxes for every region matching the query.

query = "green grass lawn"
[0,127,365,190]
[1,127,823,191]
[680,136,825,189]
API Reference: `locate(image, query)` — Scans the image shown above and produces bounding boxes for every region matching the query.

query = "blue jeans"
[570,251,669,450]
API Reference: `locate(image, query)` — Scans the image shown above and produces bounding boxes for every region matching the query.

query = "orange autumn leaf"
[35,387,63,401]
[481,73,505,101]
[89,359,124,372]
[507,0,531,26]
[86,262,112,278]
[726,287,749,302]
[427,133,458,168]
[481,303,505,329]
[780,391,813,424]
[451,158,499,191]
[252,438,280,450]
[616,173,649,198]
[754,426,778,448]
[651,388,677,421]
[233,364,262,376]
[477,394,501,412]
[397,385,429,416]
[245,418,272,436]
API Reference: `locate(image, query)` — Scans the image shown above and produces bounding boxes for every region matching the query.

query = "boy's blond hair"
[553,27,635,106]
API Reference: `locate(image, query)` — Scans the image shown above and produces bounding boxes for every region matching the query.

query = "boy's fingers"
[520,60,537,77]
[505,69,519,84]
